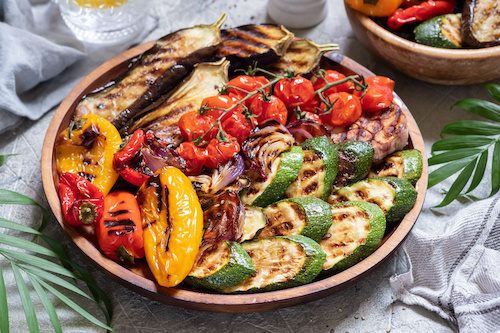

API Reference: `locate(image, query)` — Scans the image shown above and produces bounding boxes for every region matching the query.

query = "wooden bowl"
[344,2,500,85]
[41,42,427,313]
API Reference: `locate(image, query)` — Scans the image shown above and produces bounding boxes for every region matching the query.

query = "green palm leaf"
[441,120,500,136]
[28,275,62,333]
[0,154,17,166]
[454,98,500,122]
[0,189,48,232]
[491,140,500,197]
[11,263,39,333]
[428,148,483,166]
[466,151,488,194]
[0,266,9,333]
[428,156,477,189]
[431,135,494,153]
[436,158,477,207]
[485,83,500,102]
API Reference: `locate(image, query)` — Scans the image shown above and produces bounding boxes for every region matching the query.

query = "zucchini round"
[414,14,462,49]
[369,149,423,185]
[238,206,268,242]
[333,140,374,190]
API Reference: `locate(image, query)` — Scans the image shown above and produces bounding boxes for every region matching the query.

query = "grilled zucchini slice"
[238,206,268,242]
[333,140,374,190]
[414,14,462,49]
[222,235,325,293]
[185,241,255,291]
[285,136,338,201]
[328,176,417,227]
[241,146,304,207]
[369,149,423,185]
[260,196,332,242]
[320,201,386,274]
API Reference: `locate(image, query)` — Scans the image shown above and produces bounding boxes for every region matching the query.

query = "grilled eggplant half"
[267,38,338,77]
[462,0,500,47]
[74,14,226,130]
[214,24,294,75]
[122,59,229,142]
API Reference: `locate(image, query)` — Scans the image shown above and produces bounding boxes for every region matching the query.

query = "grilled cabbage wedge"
[333,140,374,190]
[267,38,338,77]
[214,24,294,75]
[320,200,386,274]
[260,196,332,242]
[222,235,326,293]
[239,206,267,242]
[462,0,500,47]
[74,14,226,130]
[369,149,423,186]
[185,241,255,291]
[241,145,304,207]
[328,176,417,228]
[285,136,338,201]
[122,59,230,142]
[414,14,462,49]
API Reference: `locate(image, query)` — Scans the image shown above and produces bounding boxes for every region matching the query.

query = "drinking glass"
[56,0,151,43]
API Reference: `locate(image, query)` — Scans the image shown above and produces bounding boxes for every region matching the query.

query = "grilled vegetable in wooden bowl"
[41,18,426,313]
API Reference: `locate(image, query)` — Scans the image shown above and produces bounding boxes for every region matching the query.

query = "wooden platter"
[41,41,427,313]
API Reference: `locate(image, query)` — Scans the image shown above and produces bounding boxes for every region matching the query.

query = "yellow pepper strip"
[55,114,121,196]
[346,0,404,17]
[137,166,204,287]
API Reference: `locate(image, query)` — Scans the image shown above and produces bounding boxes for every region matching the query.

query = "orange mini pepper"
[136,166,204,287]
[345,0,404,17]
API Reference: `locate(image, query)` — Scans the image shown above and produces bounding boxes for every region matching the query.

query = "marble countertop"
[1,0,498,332]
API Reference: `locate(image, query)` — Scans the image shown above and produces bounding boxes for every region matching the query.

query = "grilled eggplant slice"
[185,241,255,291]
[260,196,332,242]
[267,38,338,77]
[328,176,417,227]
[222,235,325,293]
[122,59,229,141]
[74,14,226,129]
[285,136,338,200]
[462,0,500,47]
[333,140,374,190]
[369,149,423,186]
[215,24,294,74]
[320,200,385,274]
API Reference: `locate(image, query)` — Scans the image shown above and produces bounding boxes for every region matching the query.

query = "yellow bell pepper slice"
[137,166,204,287]
[55,114,121,196]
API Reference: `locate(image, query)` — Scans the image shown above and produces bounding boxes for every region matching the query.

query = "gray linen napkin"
[0,0,157,134]
[391,194,500,332]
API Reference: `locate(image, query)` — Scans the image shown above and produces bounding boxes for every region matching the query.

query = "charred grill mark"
[109,209,129,217]
[105,219,136,235]
[303,182,318,194]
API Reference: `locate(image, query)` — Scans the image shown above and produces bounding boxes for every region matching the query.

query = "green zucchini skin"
[328,176,417,227]
[242,145,305,207]
[414,14,462,49]
[239,206,268,242]
[369,149,423,185]
[320,200,386,274]
[185,241,255,291]
[333,140,374,190]
[222,235,326,293]
[261,196,333,242]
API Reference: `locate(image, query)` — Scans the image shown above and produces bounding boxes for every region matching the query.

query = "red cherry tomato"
[201,94,244,122]
[274,76,315,110]
[222,112,257,144]
[249,94,288,125]
[178,111,217,145]
[365,76,395,90]
[313,70,355,95]
[354,76,395,113]
[176,141,207,175]
[319,92,362,127]
[226,75,270,105]
[204,139,240,169]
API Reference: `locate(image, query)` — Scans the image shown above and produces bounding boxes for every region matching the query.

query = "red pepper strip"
[58,172,104,226]
[113,129,151,187]
[387,0,455,30]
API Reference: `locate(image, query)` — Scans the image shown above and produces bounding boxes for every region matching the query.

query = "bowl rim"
[41,42,428,313]
[346,3,500,59]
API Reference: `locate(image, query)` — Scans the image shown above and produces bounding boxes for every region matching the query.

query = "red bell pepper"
[112,129,151,187]
[97,191,144,264]
[387,0,455,30]
[58,172,104,226]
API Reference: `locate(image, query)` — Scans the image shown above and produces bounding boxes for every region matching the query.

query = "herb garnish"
[428,83,500,207]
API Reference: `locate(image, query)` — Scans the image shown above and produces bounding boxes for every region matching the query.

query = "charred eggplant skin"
[462,0,500,47]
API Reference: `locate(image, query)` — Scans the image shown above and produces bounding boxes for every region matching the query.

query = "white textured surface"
[0,0,499,332]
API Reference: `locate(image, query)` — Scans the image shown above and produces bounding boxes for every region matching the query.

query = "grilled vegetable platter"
[41,14,427,312]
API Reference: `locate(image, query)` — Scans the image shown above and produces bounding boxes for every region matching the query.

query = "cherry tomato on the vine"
[319,92,362,127]
[176,141,207,175]
[226,75,270,105]
[313,70,355,96]
[274,76,316,110]
[354,76,395,113]
[222,112,257,144]
[178,111,218,145]
[201,94,245,122]
[204,139,240,169]
[249,94,288,125]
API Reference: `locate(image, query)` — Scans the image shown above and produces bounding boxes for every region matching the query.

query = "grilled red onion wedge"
[74,14,226,130]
